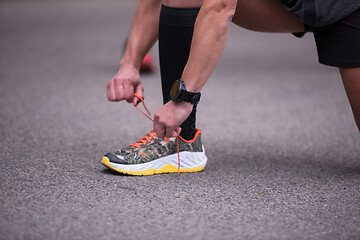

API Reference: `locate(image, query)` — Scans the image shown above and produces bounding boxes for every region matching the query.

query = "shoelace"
[129,131,157,148]
[133,93,181,174]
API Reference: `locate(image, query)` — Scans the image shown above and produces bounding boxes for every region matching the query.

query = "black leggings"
[158,5,200,140]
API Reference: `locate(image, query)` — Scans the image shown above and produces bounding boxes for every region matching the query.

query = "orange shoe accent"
[178,129,201,143]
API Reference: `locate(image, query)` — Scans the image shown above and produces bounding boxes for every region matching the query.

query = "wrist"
[181,81,200,93]
[171,100,193,111]
[119,61,141,73]
[119,54,142,71]
[170,79,201,105]
[181,72,202,92]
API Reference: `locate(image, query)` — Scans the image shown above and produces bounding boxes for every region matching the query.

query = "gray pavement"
[1,1,360,239]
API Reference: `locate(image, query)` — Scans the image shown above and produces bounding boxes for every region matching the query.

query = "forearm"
[181,0,236,92]
[121,0,162,70]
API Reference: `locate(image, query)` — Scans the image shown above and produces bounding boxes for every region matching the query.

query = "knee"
[201,0,237,24]
[203,0,236,14]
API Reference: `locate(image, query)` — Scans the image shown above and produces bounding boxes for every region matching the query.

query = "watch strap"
[181,90,201,105]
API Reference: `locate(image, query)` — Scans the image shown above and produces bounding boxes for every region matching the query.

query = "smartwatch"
[170,79,201,105]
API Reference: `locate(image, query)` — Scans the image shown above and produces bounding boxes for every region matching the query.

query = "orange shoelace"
[133,93,181,174]
[129,130,157,148]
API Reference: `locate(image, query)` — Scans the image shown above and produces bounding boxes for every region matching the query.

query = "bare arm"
[121,0,161,70]
[182,0,236,92]
[107,0,161,105]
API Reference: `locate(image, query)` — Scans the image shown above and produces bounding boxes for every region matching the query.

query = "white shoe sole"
[102,147,207,176]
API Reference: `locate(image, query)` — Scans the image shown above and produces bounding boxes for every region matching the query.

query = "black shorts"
[294,9,360,68]
[313,8,360,68]
[294,8,360,68]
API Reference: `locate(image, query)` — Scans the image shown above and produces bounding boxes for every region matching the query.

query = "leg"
[340,68,360,131]
[159,0,203,140]
[232,0,304,32]
[162,0,203,8]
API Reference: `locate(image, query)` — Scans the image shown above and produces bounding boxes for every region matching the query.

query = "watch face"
[170,80,180,100]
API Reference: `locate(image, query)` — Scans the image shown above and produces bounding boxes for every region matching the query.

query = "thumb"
[175,127,182,136]
[166,126,181,138]
[133,83,144,106]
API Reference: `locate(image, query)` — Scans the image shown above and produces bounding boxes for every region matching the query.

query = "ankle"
[179,128,196,140]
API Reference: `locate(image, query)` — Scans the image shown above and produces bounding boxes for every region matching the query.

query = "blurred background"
[1,0,359,239]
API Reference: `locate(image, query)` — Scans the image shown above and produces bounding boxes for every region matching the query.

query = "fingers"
[153,116,181,138]
[107,78,142,103]
[165,127,181,138]
[113,79,124,101]
[106,65,142,103]
[107,79,124,101]
[122,77,137,103]
[155,128,166,138]
[106,81,116,101]
[153,114,165,138]
[154,126,179,138]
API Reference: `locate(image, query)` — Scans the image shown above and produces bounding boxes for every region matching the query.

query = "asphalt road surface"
[1,1,359,239]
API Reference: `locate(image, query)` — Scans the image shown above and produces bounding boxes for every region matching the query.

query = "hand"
[153,101,193,138]
[106,64,144,106]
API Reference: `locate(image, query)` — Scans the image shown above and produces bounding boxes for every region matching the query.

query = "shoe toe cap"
[105,153,128,164]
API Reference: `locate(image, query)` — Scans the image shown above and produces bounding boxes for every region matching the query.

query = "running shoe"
[102,129,207,175]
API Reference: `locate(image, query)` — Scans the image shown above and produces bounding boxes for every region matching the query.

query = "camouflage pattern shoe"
[101,128,207,176]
